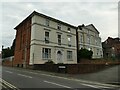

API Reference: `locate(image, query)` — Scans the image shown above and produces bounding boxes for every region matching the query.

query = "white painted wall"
[30,15,77,65]
[78,25,103,59]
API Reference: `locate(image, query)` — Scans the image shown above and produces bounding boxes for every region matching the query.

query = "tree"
[78,48,93,62]
[2,39,16,58]
[2,47,11,58]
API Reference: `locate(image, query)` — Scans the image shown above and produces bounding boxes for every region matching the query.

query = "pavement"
[1,65,120,89]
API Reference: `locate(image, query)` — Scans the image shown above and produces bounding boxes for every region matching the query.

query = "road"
[1,66,119,90]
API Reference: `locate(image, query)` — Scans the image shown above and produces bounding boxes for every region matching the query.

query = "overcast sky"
[0,0,119,50]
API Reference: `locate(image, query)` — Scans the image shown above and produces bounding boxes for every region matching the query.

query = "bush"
[57,63,64,65]
[78,48,93,61]
[44,60,54,64]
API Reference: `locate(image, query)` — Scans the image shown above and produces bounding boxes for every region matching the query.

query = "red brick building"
[102,37,120,59]
[14,15,31,67]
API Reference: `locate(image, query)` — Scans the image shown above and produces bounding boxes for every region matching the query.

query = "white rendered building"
[77,24,103,58]
[29,11,77,64]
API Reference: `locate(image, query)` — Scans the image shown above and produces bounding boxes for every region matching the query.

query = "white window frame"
[46,19,49,26]
[42,48,51,59]
[87,35,90,44]
[57,23,61,30]
[79,45,83,49]
[58,34,61,45]
[97,49,99,55]
[80,34,83,43]
[95,39,97,45]
[67,27,71,32]
[67,51,73,60]
[45,31,49,43]
[68,36,71,47]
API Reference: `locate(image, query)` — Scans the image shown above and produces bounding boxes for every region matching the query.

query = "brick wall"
[102,37,120,59]
[2,57,14,67]
[31,62,120,74]
[2,60,13,67]
[14,18,31,67]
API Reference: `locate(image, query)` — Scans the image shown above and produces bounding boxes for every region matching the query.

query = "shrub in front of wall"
[44,60,55,64]
[78,48,93,61]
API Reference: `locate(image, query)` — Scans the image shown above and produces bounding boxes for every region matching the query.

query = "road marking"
[2,79,16,88]
[0,78,19,89]
[44,80,72,88]
[81,83,111,89]
[29,71,38,74]
[2,85,7,89]
[5,71,13,74]
[1,84,7,89]
[15,69,120,88]
[4,67,119,88]
[17,74,32,78]
[81,83,99,89]
[0,82,7,88]
[41,73,119,88]
[0,82,2,86]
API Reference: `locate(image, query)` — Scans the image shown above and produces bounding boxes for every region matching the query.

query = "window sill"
[42,58,52,60]
[67,59,73,61]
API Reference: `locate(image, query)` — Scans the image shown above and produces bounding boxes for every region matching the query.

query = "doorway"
[57,51,63,63]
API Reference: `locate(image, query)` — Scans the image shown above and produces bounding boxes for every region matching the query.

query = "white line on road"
[1,83,7,89]
[41,73,119,88]
[4,67,119,88]
[29,72,38,75]
[17,74,32,78]
[81,83,111,89]
[81,83,100,89]
[5,71,13,74]
[1,78,18,89]
[44,80,72,89]
[0,82,7,88]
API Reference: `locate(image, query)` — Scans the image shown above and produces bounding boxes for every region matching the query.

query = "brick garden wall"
[2,57,14,67]
[3,59,120,74]
[32,62,120,74]
[2,60,13,67]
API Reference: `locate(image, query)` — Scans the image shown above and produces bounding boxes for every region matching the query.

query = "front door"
[57,51,63,63]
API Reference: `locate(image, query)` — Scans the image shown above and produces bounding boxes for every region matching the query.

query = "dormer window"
[57,23,61,30]
[67,27,71,32]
